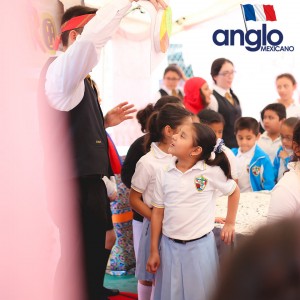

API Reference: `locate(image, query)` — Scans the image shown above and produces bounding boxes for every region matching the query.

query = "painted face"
[236,129,259,153]
[200,82,212,104]
[163,71,181,91]
[168,124,196,158]
[280,124,294,150]
[214,62,235,90]
[209,122,224,139]
[262,110,282,135]
[276,77,296,102]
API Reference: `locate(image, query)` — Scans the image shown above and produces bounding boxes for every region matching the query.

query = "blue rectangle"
[242,4,256,21]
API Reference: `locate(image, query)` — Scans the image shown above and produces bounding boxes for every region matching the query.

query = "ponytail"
[206,151,232,179]
[136,103,155,133]
[143,104,192,153]
[143,111,160,152]
[192,123,232,179]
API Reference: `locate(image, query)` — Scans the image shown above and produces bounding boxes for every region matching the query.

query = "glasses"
[281,135,293,142]
[165,77,180,81]
[218,70,236,77]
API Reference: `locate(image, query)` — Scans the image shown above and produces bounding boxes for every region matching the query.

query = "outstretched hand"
[104,102,137,128]
[130,0,168,10]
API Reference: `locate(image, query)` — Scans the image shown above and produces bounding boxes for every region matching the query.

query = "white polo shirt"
[235,145,256,192]
[268,162,300,223]
[223,145,238,180]
[257,131,281,164]
[152,157,237,240]
[286,102,300,118]
[131,142,172,208]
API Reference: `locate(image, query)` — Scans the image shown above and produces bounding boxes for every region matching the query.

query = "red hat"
[183,77,207,114]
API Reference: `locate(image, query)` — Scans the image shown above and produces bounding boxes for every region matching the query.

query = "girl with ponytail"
[147,123,240,300]
[129,104,192,300]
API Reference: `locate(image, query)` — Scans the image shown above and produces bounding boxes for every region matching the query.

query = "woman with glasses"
[154,65,184,101]
[209,58,242,148]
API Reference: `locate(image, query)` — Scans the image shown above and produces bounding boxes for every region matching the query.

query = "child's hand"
[221,223,235,245]
[215,216,226,224]
[146,252,160,274]
[279,150,289,159]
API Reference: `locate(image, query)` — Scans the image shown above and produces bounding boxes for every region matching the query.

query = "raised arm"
[45,0,132,111]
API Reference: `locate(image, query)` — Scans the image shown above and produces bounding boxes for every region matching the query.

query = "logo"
[212,4,294,52]
[252,166,261,176]
[194,176,208,192]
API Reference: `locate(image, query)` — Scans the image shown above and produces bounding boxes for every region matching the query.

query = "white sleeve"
[268,184,298,222]
[223,146,238,180]
[131,159,151,193]
[45,0,131,111]
[211,167,237,196]
[207,94,219,111]
[152,168,165,208]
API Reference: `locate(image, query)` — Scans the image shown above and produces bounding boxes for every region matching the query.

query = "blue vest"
[232,145,275,191]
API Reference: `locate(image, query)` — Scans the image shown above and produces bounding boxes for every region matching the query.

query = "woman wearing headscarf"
[183,77,212,114]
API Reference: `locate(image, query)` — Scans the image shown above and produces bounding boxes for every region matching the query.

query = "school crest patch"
[195,175,208,192]
[252,166,261,176]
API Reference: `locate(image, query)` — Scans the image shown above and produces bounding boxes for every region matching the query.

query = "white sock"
[138,282,152,300]
[150,284,155,300]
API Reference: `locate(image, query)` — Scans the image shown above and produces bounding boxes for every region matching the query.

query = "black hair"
[136,96,183,133]
[163,65,182,79]
[198,109,225,125]
[61,6,97,47]
[191,123,232,179]
[276,73,297,85]
[210,58,234,84]
[234,117,259,136]
[283,117,299,128]
[261,103,286,121]
[143,104,191,152]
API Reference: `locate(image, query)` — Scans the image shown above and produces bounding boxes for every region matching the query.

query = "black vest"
[213,89,242,149]
[159,88,183,100]
[38,58,109,178]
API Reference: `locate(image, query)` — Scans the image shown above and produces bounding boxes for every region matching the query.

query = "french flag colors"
[242,4,277,21]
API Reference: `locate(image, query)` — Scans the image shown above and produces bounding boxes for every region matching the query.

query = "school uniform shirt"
[268,162,300,222]
[131,142,172,208]
[232,145,275,192]
[286,102,300,118]
[152,157,236,240]
[273,146,293,181]
[257,131,281,164]
[234,145,256,192]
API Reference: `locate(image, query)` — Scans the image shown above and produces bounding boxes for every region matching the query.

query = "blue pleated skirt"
[135,218,154,281]
[153,232,218,300]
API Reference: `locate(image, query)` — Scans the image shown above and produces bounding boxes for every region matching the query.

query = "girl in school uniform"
[268,120,300,222]
[129,104,192,300]
[147,123,240,300]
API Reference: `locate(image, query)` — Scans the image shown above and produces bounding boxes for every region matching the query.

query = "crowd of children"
[124,69,300,300]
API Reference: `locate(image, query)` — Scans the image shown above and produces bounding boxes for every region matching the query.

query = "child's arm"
[221,185,240,245]
[147,206,164,274]
[129,189,152,220]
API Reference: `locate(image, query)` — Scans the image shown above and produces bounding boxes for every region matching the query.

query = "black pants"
[53,176,108,300]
